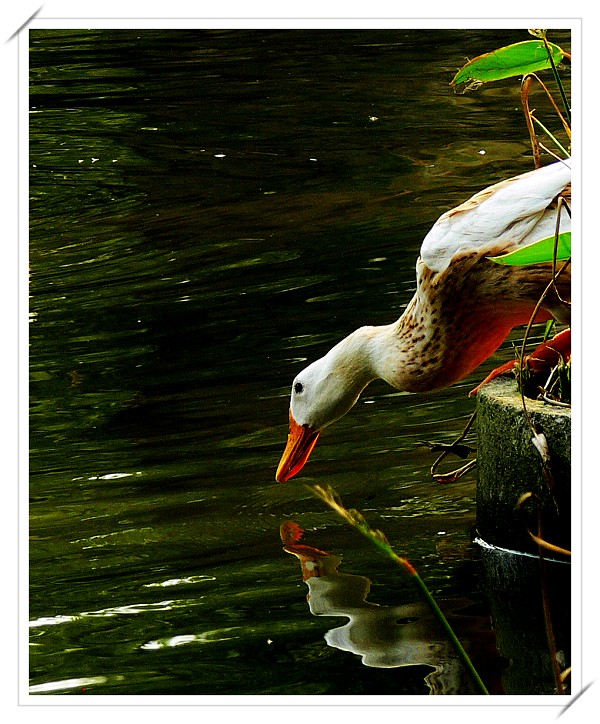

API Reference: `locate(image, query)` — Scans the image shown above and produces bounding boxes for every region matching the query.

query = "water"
[28,28,570,697]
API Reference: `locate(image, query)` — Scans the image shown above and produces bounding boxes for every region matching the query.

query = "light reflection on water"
[29,28,570,696]
[29,677,114,695]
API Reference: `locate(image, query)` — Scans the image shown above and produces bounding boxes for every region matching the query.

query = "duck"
[276,160,571,482]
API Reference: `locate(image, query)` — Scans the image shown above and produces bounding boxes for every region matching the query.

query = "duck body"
[276,161,571,482]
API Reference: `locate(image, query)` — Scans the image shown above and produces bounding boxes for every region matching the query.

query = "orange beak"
[276,411,321,482]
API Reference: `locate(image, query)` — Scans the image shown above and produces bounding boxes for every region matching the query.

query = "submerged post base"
[474,537,571,694]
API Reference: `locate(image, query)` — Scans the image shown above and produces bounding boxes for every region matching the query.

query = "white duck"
[276,160,571,482]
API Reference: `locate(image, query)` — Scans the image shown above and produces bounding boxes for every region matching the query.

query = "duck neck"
[324,326,381,397]
[333,314,475,398]
[354,294,466,394]
[328,322,413,397]
[367,288,526,393]
[354,315,422,393]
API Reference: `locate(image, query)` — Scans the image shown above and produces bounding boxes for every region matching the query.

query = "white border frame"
[7,3,595,720]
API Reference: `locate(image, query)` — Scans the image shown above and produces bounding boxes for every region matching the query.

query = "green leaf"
[488,232,571,266]
[451,40,564,87]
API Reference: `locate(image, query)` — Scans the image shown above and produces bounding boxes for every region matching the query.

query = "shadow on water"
[29,28,571,696]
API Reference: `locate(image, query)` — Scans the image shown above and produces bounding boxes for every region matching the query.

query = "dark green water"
[29,28,570,696]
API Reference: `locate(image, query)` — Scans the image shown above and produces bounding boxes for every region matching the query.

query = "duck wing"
[420,160,571,274]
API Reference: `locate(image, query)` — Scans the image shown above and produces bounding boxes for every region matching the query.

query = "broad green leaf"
[488,232,571,266]
[451,40,564,87]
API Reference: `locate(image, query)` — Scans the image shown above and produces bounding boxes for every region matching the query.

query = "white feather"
[420,160,571,273]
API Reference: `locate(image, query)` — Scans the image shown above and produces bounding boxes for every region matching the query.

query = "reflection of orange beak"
[276,411,321,482]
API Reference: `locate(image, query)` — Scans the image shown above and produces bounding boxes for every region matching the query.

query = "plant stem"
[542,33,571,125]
[531,117,570,157]
[409,568,490,695]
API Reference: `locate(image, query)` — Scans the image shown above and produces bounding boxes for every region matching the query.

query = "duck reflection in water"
[281,522,503,695]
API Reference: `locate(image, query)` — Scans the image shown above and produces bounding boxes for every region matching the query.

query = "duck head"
[276,332,376,481]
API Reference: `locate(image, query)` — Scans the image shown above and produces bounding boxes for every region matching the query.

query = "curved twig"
[430,410,477,482]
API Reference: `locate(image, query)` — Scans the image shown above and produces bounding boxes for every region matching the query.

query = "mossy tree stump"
[476,377,571,556]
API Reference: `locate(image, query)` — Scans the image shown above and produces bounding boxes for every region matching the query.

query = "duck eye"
[294,382,304,394]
